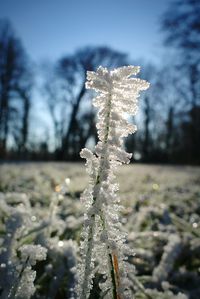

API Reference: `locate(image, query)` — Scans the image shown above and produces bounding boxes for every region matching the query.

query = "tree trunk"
[143,96,150,161]
[166,106,174,160]
[61,82,86,159]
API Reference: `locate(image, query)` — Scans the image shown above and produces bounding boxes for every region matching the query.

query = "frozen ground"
[0,162,200,298]
[1,162,199,202]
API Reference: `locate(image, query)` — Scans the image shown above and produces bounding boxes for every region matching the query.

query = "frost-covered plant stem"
[80,94,117,299]
[94,93,120,299]
[77,66,149,299]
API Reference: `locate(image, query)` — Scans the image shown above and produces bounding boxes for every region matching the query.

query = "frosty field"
[0,162,200,299]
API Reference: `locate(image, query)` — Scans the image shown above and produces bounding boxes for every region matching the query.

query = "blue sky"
[0,0,170,63]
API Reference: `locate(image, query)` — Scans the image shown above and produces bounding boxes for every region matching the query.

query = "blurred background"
[0,0,199,164]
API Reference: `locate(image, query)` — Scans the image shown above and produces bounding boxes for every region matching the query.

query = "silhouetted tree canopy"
[0,15,199,164]
[45,46,129,160]
[162,0,200,57]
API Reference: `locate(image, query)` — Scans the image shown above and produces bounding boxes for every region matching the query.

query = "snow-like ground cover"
[0,162,200,298]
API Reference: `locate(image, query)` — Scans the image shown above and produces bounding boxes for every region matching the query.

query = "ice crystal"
[19,244,47,266]
[153,234,182,283]
[14,267,36,299]
[77,66,149,298]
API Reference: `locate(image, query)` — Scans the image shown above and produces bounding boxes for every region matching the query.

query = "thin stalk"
[7,257,30,299]
[109,253,118,299]
[98,93,121,298]
[112,252,121,298]
[100,213,119,299]
[80,93,120,299]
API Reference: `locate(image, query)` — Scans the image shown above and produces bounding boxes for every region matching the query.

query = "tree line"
[0,0,200,164]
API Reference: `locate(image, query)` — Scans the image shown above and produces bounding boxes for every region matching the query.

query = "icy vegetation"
[0,162,200,298]
[77,65,149,299]
[0,177,79,299]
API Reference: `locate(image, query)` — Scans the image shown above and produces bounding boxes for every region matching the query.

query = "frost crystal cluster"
[77,66,149,298]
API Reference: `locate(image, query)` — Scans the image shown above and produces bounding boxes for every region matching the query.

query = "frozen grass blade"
[77,65,149,298]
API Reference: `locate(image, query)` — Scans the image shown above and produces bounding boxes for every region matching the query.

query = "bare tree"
[46,46,129,159]
[139,63,158,161]
[0,19,32,158]
[15,85,32,153]
[42,63,66,153]
[154,65,184,161]
[161,0,200,162]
